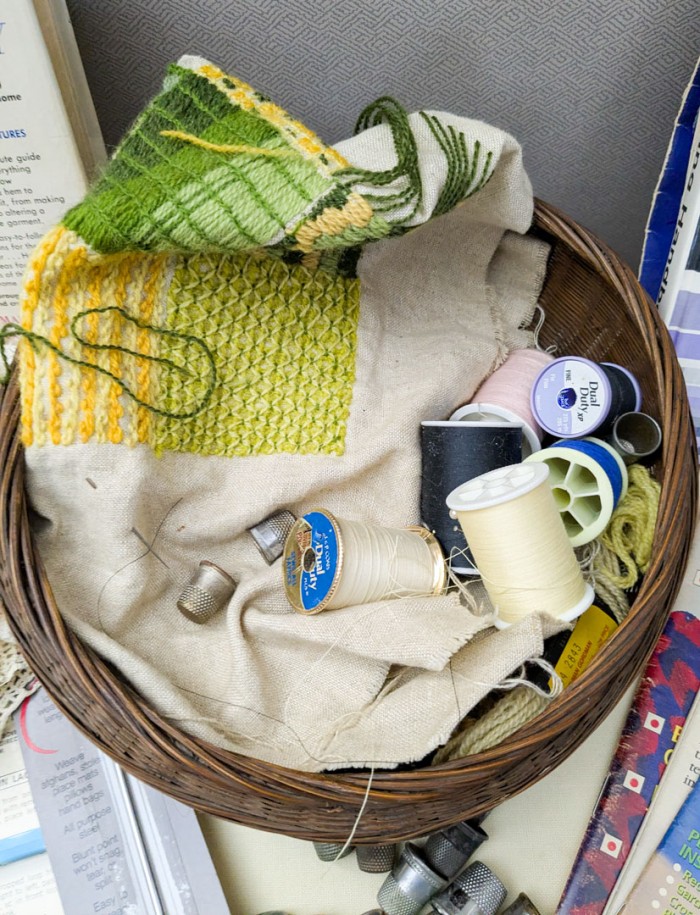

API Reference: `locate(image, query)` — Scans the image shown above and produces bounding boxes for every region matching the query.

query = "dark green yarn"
[419,111,494,217]
[336,96,423,225]
[0,307,217,420]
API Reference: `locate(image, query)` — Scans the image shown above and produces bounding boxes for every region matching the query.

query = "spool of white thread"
[446,463,594,629]
[282,510,447,614]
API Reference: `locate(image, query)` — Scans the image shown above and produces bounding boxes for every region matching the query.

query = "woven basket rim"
[0,197,695,841]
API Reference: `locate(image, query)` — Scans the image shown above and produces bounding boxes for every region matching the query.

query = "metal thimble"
[312,841,354,862]
[431,860,507,915]
[248,510,297,564]
[377,843,448,915]
[177,560,237,623]
[424,820,488,879]
[500,892,542,915]
[356,843,396,873]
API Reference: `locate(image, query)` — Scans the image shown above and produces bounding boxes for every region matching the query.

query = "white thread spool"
[446,464,594,629]
[283,510,446,614]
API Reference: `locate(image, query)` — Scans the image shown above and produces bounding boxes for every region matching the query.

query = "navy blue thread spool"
[420,420,523,575]
[531,356,642,438]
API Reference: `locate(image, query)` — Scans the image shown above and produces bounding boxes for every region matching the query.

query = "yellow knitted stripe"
[30,233,71,449]
[120,258,149,447]
[295,192,373,253]
[106,258,140,444]
[195,62,349,173]
[47,246,88,445]
[18,226,64,446]
[136,258,169,443]
[78,278,101,443]
[58,248,90,445]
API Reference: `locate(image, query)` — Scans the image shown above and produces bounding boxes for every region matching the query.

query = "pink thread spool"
[450,349,554,457]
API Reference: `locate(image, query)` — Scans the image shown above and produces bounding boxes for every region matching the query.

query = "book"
[640,57,700,304]
[604,687,700,913]
[556,477,700,915]
[0,853,62,915]
[0,723,44,866]
[15,688,231,915]
[618,773,700,913]
[0,722,63,914]
[0,0,105,336]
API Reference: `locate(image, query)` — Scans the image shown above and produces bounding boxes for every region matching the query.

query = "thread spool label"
[532,358,611,437]
[283,511,339,613]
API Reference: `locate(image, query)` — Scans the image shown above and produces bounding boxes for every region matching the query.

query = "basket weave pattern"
[0,200,695,842]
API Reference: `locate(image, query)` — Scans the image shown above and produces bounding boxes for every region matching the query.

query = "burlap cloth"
[13,57,562,771]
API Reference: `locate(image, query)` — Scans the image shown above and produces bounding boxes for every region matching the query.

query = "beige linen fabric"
[20,74,554,770]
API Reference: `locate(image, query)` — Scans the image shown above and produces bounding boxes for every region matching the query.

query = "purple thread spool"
[531,356,641,438]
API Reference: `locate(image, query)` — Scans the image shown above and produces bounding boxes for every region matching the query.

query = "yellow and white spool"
[446,463,594,629]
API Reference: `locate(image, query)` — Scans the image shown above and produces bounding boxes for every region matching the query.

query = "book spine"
[639,59,700,301]
[556,610,700,915]
[657,117,700,321]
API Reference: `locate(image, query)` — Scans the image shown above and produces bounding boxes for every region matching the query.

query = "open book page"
[0,0,100,334]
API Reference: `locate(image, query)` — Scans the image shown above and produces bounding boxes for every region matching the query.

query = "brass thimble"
[177,560,236,623]
[248,510,297,564]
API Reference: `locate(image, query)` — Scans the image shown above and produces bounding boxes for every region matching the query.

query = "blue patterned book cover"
[619,776,700,913]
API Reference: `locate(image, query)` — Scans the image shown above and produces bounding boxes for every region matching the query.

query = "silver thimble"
[431,860,507,915]
[248,510,297,564]
[500,892,542,915]
[312,841,353,861]
[177,560,237,623]
[424,821,488,879]
[609,411,662,464]
[377,843,448,915]
[356,843,395,873]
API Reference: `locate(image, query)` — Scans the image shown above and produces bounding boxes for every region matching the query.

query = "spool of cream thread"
[283,510,446,614]
[450,349,554,457]
[446,463,593,629]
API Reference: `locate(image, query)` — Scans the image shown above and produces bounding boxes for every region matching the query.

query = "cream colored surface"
[198,685,635,915]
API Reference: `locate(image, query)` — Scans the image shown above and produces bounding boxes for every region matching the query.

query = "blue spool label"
[284,511,340,612]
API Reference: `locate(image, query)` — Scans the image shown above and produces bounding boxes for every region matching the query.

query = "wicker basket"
[0,199,696,843]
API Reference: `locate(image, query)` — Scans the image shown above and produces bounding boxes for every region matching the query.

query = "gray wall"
[65,0,699,267]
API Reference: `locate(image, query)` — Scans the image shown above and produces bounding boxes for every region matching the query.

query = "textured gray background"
[65,0,699,267]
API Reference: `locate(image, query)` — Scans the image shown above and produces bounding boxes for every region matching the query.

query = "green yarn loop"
[337,96,423,225]
[0,307,217,421]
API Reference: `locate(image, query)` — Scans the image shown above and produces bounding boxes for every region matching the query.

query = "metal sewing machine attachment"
[377,842,448,915]
[248,509,298,564]
[430,860,507,915]
[356,843,396,873]
[176,560,237,623]
[312,841,354,861]
[500,892,542,915]
[423,819,488,879]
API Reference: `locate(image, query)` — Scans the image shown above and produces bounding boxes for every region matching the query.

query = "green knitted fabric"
[12,57,503,457]
[63,64,335,254]
[61,60,496,268]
